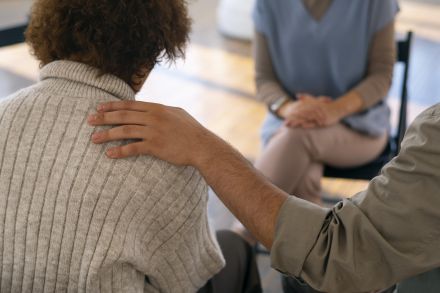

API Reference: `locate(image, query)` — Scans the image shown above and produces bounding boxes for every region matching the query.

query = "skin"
[88,101,289,249]
[278,90,364,128]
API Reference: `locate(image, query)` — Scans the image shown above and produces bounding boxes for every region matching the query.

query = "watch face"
[271,97,287,112]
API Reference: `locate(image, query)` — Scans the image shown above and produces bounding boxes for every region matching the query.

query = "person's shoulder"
[136,156,207,195]
[415,103,440,121]
[367,0,400,26]
[427,103,440,116]
[0,83,41,107]
[401,103,440,150]
[0,83,53,122]
[416,103,440,134]
[402,104,440,137]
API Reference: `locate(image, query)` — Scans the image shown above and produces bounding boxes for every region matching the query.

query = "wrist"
[269,97,290,119]
[326,101,344,120]
[332,92,364,118]
[277,102,292,118]
[192,131,226,170]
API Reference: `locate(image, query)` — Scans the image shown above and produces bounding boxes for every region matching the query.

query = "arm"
[89,101,440,291]
[272,105,440,292]
[352,21,396,110]
[254,31,292,105]
[191,134,289,249]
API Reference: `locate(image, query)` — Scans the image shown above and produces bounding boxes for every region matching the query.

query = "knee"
[279,126,309,141]
[276,127,315,150]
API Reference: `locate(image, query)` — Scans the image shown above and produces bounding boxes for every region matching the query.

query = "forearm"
[353,71,393,109]
[353,21,395,109]
[195,133,288,249]
[328,91,364,120]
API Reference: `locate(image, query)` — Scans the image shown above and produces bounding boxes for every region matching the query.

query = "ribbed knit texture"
[0,61,225,293]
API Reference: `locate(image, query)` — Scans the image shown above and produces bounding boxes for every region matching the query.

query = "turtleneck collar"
[39,60,136,101]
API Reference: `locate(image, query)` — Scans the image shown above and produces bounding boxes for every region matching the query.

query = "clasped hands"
[278,94,342,129]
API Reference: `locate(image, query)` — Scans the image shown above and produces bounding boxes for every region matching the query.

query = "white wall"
[0,1,32,29]
[217,0,256,40]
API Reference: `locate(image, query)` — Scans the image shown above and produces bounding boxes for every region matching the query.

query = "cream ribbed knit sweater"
[0,61,225,293]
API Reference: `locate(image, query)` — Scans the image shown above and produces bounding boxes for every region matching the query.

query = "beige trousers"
[255,123,388,204]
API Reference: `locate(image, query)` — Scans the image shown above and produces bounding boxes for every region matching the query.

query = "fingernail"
[88,115,97,123]
[97,104,105,112]
[107,148,116,158]
[91,133,100,142]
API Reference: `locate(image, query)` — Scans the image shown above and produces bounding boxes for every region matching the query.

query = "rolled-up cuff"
[270,196,329,277]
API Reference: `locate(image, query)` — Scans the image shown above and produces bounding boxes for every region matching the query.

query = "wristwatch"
[268,96,290,119]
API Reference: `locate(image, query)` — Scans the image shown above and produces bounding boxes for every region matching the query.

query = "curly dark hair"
[25,0,191,86]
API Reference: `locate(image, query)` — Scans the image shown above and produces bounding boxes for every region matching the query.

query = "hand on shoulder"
[88,101,220,168]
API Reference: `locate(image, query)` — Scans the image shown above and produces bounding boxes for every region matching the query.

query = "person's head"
[25,0,191,91]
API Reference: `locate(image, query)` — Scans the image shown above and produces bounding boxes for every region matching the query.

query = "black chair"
[0,24,28,48]
[323,31,413,181]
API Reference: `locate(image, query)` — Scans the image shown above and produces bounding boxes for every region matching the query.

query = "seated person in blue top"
[252,0,399,205]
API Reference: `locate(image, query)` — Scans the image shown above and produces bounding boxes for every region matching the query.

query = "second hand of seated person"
[278,92,364,129]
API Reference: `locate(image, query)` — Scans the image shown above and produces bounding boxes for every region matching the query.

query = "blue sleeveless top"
[253,0,399,136]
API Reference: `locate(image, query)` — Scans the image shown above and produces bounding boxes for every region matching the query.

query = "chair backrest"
[394,31,413,154]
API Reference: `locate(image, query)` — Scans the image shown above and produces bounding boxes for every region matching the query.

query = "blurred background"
[1,0,439,291]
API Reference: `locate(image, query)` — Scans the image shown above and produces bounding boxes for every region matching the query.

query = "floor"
[0,1,439,292]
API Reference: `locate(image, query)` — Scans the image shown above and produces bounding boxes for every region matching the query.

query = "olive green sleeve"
[271,104,440,292]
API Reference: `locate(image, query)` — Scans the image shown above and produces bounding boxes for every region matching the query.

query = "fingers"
[286,119,318,129]
[106,141,149,159]
[285,114,305,127]
[318,96,332,103]
[92,125,150,144]
[297,94,314,101]
[88,110,150,126]
[305,108,324,123]
[97,100,161,113]
[297,109,325,125]
[285,108,325,128]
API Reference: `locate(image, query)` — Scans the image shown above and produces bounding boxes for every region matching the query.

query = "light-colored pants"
[256,120,387,203]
